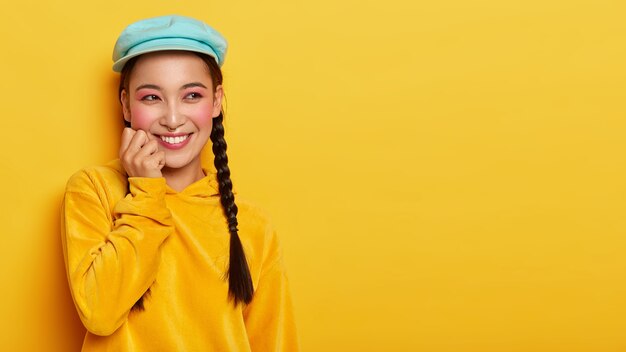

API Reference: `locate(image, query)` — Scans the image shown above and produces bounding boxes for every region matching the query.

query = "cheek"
[190,104,215,129]
[130,105,157,130]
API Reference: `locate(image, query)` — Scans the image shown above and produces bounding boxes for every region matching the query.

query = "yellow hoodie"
[61,160,298,351]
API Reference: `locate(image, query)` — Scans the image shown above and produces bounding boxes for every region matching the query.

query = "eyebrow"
[135,82,208,92]
[135,84,161,92]
[181,82,208,90]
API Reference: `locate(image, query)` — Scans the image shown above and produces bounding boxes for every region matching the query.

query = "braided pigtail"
[211,112,254,305]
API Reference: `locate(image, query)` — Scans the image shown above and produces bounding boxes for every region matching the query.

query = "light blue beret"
[112,15,227,72]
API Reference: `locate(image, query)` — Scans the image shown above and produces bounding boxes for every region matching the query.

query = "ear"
[211,85,224,118]
[120,89,131,123]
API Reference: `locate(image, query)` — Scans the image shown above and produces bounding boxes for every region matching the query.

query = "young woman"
[62,15,298,351]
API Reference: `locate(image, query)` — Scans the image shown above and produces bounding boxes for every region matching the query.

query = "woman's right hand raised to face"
[119,128,166,178]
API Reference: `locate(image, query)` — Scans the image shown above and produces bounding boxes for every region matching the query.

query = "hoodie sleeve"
[61,170,173,336]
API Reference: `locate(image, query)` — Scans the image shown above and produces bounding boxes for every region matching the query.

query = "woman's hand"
[119,128,165,178]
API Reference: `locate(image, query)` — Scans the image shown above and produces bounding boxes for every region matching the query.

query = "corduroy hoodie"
[62,159,298,351]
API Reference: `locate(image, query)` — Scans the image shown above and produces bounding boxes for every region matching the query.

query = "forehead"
[129,51,213,87]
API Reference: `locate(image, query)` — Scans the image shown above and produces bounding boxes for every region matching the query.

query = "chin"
[164,159,192,169]
[163,151,201,170]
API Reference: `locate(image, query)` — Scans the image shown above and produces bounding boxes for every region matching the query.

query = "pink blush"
[191,105,214,126]
[130,106,154,130]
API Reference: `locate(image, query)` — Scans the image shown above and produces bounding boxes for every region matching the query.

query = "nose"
[160,103,185,131]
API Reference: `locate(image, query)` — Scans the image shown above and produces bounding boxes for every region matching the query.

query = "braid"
[211,112,254,305]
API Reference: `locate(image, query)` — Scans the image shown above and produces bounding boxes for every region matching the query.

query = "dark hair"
[119,52,254,309]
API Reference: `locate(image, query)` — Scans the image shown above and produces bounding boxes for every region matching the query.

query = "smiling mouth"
[160,134,191,145]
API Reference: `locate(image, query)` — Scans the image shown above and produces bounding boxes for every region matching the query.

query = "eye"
[141,94,160,102]
[184,92,203,100]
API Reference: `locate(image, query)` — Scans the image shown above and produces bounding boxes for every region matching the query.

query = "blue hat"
[112,15,227,72]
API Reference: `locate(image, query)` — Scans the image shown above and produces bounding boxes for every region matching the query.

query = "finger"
[119,128,136,157]
[145,151,166,171]
[151,151,166,170]
[127,130,148,153]
[157,151,166,169]
[135,139,159,159]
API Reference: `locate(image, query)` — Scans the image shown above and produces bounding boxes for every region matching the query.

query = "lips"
[156,133,193,150]
[160,134,189,144]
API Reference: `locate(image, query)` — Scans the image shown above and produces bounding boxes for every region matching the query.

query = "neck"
[161,157,205,192]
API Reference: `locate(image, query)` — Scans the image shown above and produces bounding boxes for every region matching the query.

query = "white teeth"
[160,134,189,144]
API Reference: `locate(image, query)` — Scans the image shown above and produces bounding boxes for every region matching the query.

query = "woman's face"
[121,51,222,170]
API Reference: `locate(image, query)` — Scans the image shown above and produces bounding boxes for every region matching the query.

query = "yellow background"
[1,1,625,351]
